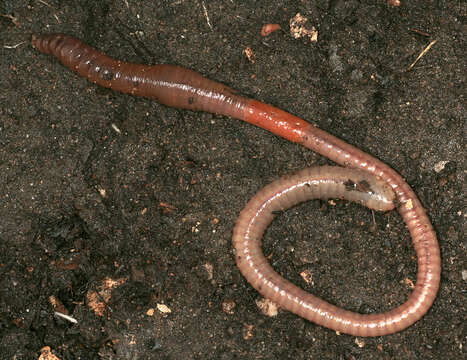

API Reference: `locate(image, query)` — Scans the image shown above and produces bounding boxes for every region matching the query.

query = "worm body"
[32,34,440,336]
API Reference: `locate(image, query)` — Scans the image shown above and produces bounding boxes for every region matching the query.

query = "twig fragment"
[36,0,52,7]
[407,39,438,71]
[1,13,21,27]
[54,311,78,324]
[409,28,431,37]
[4,41,25,49]
[201,1,213,31]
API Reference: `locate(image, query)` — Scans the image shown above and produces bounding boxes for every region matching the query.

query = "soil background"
[0,1,465,359]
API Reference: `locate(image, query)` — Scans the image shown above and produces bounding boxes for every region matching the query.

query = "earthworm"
[32,34,440,336]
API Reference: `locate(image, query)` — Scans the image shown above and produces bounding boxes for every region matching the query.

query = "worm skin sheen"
[32,34,441,336]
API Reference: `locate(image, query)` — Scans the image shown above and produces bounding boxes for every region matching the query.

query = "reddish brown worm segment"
[32,34,440,336]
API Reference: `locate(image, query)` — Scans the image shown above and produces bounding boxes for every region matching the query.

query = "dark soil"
[1,1,465,359]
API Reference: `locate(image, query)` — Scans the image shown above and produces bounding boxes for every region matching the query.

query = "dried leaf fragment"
[244,46,256,64]
[387,0,401,6]
[255,298,279,317]
[86,277,127,316]
[261,23,281,37]
[222,299,236,315]
[243,324,254,340]
[39,346,60,360]
[300,269,314,285]
[157,303,172,314]
[290,13,318,43]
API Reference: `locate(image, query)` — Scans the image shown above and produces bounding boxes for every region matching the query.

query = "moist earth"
[1,1,464,359]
